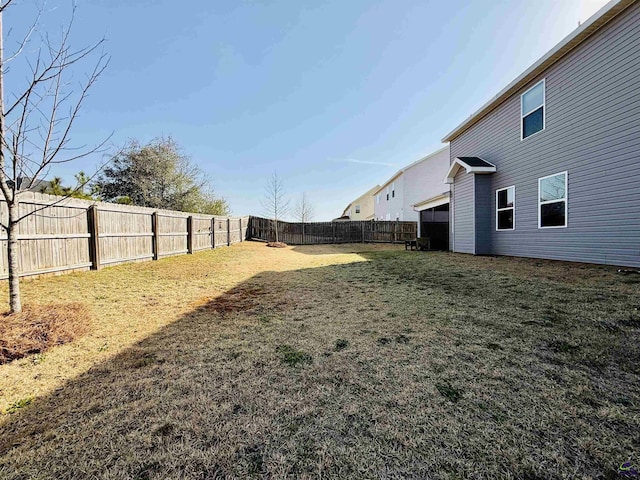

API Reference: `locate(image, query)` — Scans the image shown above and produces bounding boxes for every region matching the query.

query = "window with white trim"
[539,172,567,228]
[386,186,389,201]
[521,80,545,139]
[355,205,360,214]
[496,186,515,230]
[391,182,395,198]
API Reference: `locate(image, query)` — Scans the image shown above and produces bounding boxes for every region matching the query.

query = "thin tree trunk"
[7,202,21,313]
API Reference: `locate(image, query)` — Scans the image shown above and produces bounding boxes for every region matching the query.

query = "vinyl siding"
[374,147,450,222]
[452,170,475,254]
[374,177,404,221]
[402,147,450,223]
[450,1,640,267]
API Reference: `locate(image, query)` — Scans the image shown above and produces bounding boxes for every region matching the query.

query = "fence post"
[187,216,194,254]
[361,221,365,243]
[239,218,243,242]
[211,217,216,248]
[87,205,101,270]
[332,222,336,244]
[152,212,160,260]
[302,222,305,245]
[394,220,399,243]
[227,218,231,246]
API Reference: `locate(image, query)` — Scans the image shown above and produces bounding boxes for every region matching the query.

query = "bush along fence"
[248,216,417,245]
[0,192,249,279]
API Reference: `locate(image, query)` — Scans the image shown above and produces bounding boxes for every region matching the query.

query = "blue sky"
[6,0,607,219]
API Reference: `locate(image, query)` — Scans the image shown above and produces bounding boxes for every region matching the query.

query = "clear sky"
[6,0,608,220]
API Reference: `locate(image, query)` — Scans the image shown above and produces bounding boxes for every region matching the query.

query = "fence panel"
[192,216,213,252]
[248,216,417,245]
[157,214,188,257]
[0,197,92,279]
[98,209,153,266]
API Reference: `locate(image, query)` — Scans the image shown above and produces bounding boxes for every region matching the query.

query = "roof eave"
[441,0,634,143]
[444,158,496,184]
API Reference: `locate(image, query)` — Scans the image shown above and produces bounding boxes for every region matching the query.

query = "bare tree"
[292,192,315,224]
[293,192,314,244]
[0,2,109,312]
[261,171,289,243]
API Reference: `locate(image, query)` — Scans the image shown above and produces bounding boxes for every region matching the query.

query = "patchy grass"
[0,242,638,478]
[0,303,90,364]
[5,397,33,415]
[275,344,313,367]
[435,383,463,403]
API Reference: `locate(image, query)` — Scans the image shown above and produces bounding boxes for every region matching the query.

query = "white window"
[521,79,545,139]
[395,212,399,220]
[391,182,395,198]
[355,205,361,214]
[386,186,389,201]
[538,172,567,228]
[385,213,390,220]
[496,186,515,231]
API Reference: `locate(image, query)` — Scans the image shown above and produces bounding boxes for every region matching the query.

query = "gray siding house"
[443,0,640,267]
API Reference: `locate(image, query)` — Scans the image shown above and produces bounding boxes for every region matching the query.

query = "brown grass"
[0,242,638,479]
[0,303,90,364]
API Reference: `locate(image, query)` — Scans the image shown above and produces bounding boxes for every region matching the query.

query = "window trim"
[495,185,515,231]
[521,79,546,141]
[355,205,361,214]
[538,171,568,229]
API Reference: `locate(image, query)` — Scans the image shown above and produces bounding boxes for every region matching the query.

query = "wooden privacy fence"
[0,192,249,279]
[249,216,417,245]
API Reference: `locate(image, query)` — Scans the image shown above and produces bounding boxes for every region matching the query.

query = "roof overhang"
[412,192,450,211]
[444,157,496,184]
[441,0,635,143]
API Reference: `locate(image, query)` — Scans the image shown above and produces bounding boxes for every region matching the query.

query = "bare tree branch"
[293,192,315,223]
[0,2,111,312]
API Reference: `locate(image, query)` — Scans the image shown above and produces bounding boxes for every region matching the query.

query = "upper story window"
[521,79,545,139]
[391,182,395,198]
[355,205,361,214]
[386,186,389,201]
[496,186,515,230]
[539,171,567,228]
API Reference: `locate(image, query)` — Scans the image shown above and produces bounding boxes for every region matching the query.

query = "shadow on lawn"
[0,254,639,479]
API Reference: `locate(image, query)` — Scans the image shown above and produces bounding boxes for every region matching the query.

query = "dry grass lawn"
[0,241,638,479]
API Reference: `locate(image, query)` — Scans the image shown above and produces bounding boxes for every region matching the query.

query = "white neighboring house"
[373,146,450,248]
[339,184,380,220]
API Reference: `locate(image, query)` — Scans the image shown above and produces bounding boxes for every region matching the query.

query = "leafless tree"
[0,1,110,312]
[261,171,289,243]
[292,192,315,224]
